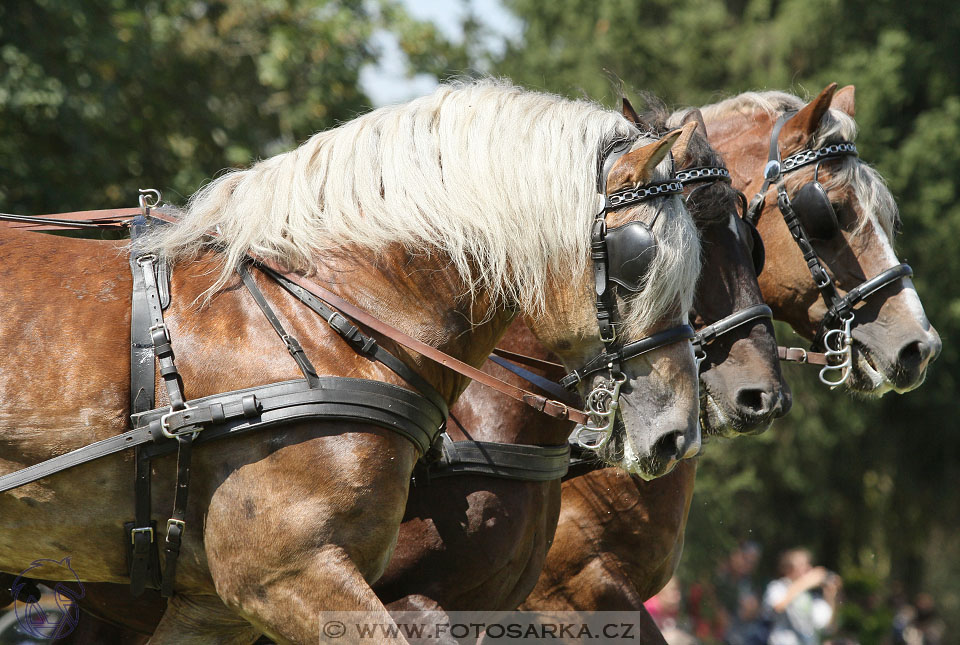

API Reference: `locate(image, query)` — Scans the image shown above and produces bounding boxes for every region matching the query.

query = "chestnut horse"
[0,81,703,643]
[523,85,940,616]
[46,107,784,645]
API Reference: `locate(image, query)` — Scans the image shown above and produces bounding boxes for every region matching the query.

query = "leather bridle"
[563,138,697,449]
[746,112,914,387]
[675,165,775,364]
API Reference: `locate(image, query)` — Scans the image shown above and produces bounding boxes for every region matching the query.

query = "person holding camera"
[762,548,842,645]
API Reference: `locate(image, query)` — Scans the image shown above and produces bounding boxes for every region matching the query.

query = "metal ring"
[138,188,161,209]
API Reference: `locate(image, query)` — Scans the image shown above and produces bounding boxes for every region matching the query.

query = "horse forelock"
[700,90,898,242]
[141,79,698,332]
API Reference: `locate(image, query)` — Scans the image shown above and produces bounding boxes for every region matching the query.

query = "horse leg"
[148,593,260,645]
[211,544,410,644]
[198,428,419,644]
[633,606,668,645]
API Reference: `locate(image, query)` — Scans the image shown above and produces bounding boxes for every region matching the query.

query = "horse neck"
[312,243,516,406]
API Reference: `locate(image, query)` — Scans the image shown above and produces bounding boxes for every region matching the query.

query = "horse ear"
[621,97,643,127]
[669,121,699,169]
[780,83,838,151]
[680,108,707,136]
[607,129,683,192]
[832,85,856,116]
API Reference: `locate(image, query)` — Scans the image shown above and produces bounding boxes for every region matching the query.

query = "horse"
[42,102,784,645]
[0,80,702,644]
[522,84,941,617]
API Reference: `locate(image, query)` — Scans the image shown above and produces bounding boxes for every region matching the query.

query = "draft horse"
[0,81,703,643]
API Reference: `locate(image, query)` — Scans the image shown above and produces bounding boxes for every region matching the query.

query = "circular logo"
[12,557,85,640]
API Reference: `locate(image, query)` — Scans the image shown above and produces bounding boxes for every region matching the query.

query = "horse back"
[0,228,132,453]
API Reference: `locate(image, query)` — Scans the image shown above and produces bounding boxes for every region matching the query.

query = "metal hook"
[574,372,626,450]
[138,188,161,212]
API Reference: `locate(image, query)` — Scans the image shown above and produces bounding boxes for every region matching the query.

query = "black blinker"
[792,181,838,240]
[605,221,658,292]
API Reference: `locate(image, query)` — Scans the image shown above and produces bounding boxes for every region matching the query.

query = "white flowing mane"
[700,90,898,239]
[146,79,698,329]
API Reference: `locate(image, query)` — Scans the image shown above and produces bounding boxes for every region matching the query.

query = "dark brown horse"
[0,82,703,643]
[523,84,941,615]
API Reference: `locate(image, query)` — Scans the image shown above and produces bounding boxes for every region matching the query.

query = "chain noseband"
[747,112,913,387]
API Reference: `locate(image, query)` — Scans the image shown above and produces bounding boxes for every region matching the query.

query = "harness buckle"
[165,518,185,542]
[149,322,171,343]
[160,404,200,440]
[327,312,360,341]
[787,347,808,363]
[130,526,155,544]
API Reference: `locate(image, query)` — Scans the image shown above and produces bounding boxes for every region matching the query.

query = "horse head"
[703,84,940,395]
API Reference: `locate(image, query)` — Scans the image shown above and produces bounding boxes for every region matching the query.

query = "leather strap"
[778,346,829,365]
[139,254,186,412]
[161,434,193,598]
[0,208,138,230]
[0,378,446,494]
[253,260,590,425]
[489,348,567,380]
[260,266,448,419]
[412,434,570,485]
[128,218,162,595]
[487,354,579,406]
[559,325,696,389]
[693,304,773,350]
[813,263,913,347]
[237,263,321,388]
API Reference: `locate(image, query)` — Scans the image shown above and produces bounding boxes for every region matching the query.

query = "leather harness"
[3,171,685,593]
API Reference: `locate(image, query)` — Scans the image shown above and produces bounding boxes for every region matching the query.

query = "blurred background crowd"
[1,1,958,643]
[646,543,945,645]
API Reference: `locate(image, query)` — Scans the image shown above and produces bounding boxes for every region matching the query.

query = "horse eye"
[893,216,904,235]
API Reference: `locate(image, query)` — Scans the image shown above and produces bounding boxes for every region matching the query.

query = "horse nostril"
[734,387,784,419]
[653,431,683,463]
[897,337,937,375]
[735,387,775,416]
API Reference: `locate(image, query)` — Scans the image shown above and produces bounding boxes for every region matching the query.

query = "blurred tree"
[0,0,462,211]
[492,0,960,638]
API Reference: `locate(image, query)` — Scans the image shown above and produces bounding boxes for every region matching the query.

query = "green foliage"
[493,0,960,636]
[0,0,453,212]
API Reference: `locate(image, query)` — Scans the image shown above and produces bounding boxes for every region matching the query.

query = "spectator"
[893,592,945,645]
[716,542,767,645]
[646,576,699,645]
[762,549,841,645]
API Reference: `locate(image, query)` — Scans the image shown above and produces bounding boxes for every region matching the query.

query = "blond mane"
[145,79,698,330]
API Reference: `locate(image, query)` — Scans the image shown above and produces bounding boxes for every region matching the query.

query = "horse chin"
[846,342,896,397]
[700,390,736,439]
[619,432,678,481]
